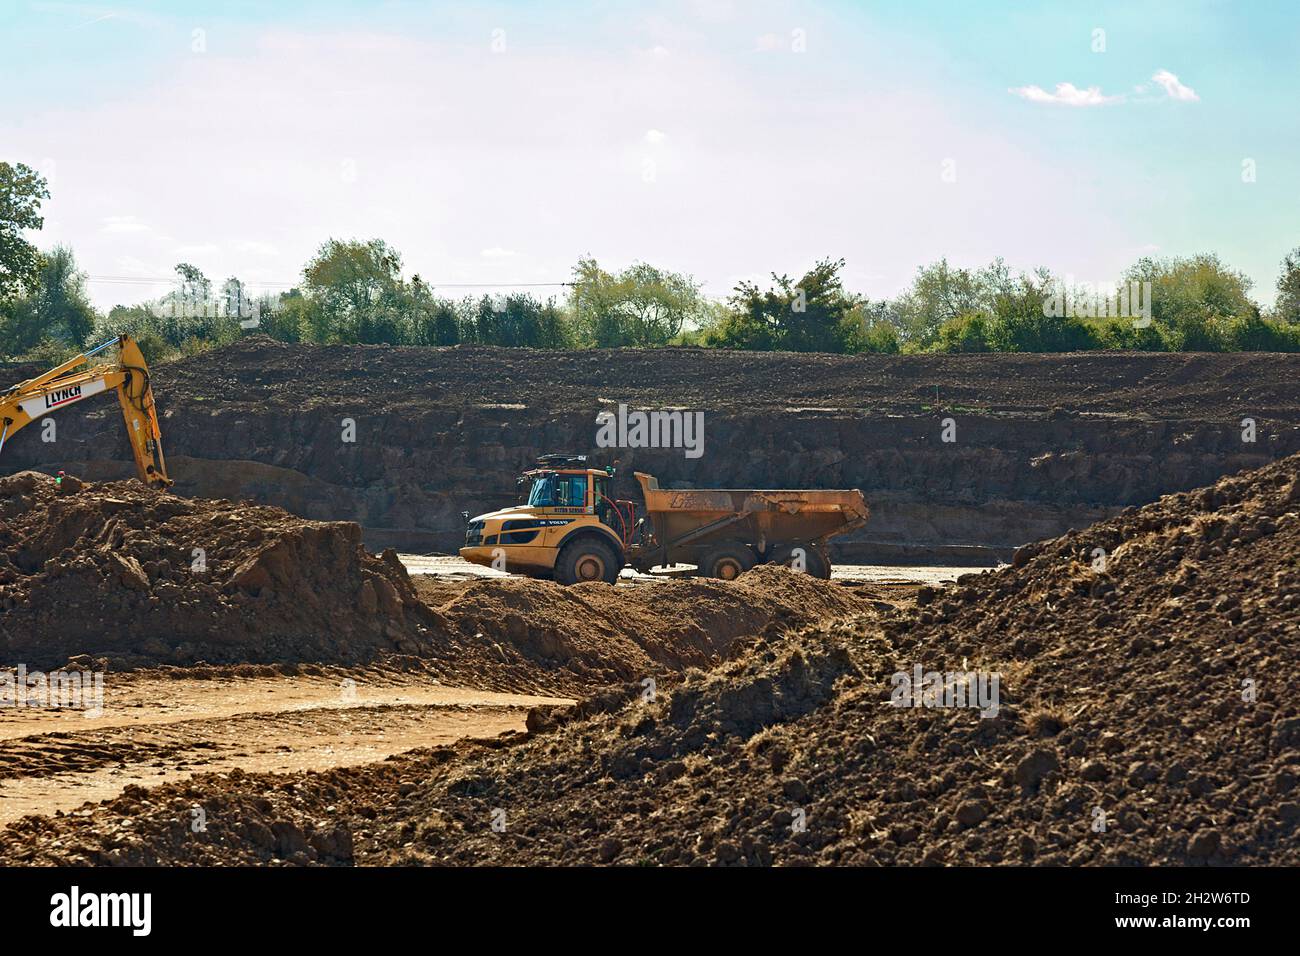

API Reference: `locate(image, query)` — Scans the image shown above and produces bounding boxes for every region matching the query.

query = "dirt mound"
[416,566,871,686]
[1,773,369,866]
[7,455,1296,866]
[345,452,1300,865]
[0,471,876,693]
[0,471,438,668]
[160,336,1300,419]
[0,565,881,866]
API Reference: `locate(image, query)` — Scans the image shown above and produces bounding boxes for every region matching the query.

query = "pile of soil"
[7,453,1296,866]
[0,471,876,695]
[0,571,883,866]
[413,567,873,687]
[158,336,1300,418]
[351,451,1295,866]
[346,449,1289,866]
[0,471,437,668]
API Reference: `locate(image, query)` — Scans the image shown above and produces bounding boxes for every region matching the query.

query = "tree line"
[3,160,1299,364]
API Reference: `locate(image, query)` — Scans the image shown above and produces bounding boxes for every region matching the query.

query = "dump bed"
[633,471,869,558]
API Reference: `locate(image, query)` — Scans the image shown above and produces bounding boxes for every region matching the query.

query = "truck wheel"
[769,544,831,579]
[699,542,757,581]
[556,538,620,585]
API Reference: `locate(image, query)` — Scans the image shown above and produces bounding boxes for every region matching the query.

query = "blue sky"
[3,0,1297,308]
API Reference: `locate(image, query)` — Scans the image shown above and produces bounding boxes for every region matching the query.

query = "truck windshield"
[527,473,586,507]
[527,475,556,506]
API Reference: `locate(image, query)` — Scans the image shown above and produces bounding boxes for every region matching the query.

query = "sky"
[2,0,1298,310]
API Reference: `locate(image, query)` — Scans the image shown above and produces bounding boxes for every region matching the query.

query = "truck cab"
[460,456,635,583]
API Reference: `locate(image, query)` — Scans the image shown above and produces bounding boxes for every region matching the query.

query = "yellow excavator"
[0,335,171,489]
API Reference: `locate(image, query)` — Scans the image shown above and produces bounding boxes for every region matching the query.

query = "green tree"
[1094,317,1165,351]
[1124,254,1252,351]
[889,257,1032,346]
[536,299,573,349]
[406,277,460,346]
[302,238,405,343]
[259,287,312,343]
[892,259,984,344]
[933,313,992,352]
[173,262,212,301]
[570,257,705,347]
[711,258,856,352]
[0,162,50,304]
[1275,247,1300,325]
[984,267,1097,352]
[1220,307,1300,352]
[221,276,249,320]
[0,246,97,358]
[91,304,169,363]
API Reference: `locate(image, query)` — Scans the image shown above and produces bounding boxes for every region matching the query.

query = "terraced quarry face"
[3,340,1298,563]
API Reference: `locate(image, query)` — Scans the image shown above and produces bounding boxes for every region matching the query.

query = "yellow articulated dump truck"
[460,454,869,584]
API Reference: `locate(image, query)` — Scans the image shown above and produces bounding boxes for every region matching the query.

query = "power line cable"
[84,274,573,289]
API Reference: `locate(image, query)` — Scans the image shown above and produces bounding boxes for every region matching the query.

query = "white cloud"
[112,255,152,274]
[1014,71,1197,107]
[644,128,666,145]
[100,215,150,234]
[480,247,517,259]
[234,239,280,257]
[1008,82,1124,107]
[1151,69,1198,102]
[172,243,220,259]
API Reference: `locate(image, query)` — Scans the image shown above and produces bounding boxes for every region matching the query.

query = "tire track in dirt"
[0,673,570,827]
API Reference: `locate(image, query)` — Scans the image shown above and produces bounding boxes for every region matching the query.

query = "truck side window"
[563,475,586,507]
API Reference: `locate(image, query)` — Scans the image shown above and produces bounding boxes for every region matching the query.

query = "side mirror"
[460,510,470,523]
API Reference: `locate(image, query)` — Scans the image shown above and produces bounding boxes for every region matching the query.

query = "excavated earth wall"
[3,340,1297,563]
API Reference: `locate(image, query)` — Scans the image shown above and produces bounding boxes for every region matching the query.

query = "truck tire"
[769,543,831,579]
[555,537,621,585]
[699,542,757,581]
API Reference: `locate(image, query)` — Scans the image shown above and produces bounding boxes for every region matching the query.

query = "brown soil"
[4,339,1298,562]
[350,449,1291,866]
[5,451,1293,866]
[411,567,877,689]
[0,470,436,669]
[144,337,1300,417]
[0,671,567,828]
[0,474,882,843]
[0,472,875,695]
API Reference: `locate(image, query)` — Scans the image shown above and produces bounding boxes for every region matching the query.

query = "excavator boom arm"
[0,336,171,489]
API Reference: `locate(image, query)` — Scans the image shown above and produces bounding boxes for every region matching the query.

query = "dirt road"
[398,553,971,586]
[0,671,569,827]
